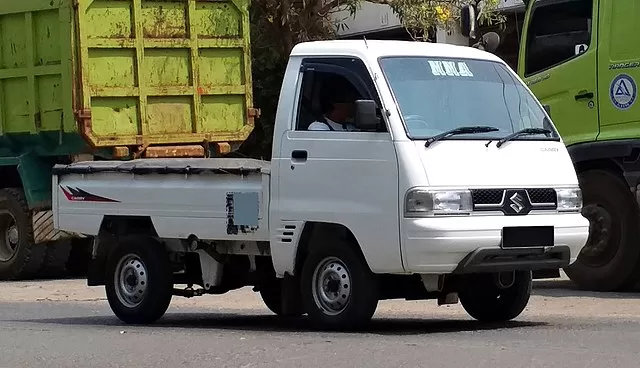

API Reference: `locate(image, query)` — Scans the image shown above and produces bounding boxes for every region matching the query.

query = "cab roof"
[290,40,505,64]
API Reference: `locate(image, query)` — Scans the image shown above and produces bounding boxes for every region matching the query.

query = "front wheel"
[105,237,173,324]
[301,240,379,331]
[458,271,532,322]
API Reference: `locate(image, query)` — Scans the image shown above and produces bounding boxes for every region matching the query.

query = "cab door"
[596,0,640,141]
[273,57,404,274]
[518,0,600,146]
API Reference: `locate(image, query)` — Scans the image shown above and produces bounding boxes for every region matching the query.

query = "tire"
[301,240,379,331]
[564,170,640,291]
[259,278,304,317]
[458,271,532,322]
[65,238,92,277]
[39,239,72,278]
[0,188,46,281]
[260,284,284,315]
[105,237,173,324]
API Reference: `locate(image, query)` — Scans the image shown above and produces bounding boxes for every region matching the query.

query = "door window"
[524,0,593,76]
[294,57,386,132]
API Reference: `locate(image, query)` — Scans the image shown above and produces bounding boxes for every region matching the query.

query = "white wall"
[333,2,402,37]
[435,28,469,45]
[498,0,525,11]
[333,0,525,38]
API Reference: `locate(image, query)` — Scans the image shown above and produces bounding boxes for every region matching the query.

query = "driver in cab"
[308,77,359,131]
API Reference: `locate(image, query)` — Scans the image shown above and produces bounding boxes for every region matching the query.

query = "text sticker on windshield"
[428,60,474,77]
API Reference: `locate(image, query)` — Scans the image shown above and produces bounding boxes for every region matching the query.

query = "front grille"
[527,188,557,204]
[471,189,504,205]
[470,188,558,211]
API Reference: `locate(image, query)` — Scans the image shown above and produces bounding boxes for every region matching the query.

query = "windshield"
[378,56,559,140]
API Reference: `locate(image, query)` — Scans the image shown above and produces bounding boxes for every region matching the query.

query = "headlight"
[556,187,582,212]
[405,189,472,217]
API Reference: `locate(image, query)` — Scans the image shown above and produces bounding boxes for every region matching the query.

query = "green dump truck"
[0,0,256,280]
[464,0,640,292]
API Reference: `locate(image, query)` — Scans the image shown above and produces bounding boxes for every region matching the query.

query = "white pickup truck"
[52,40,590,330]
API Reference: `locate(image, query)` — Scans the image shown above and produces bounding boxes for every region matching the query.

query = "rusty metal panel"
[75,0,255,151]
[143,145,205,158]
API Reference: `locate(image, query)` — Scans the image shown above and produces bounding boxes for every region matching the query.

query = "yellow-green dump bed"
[0,0,255,158]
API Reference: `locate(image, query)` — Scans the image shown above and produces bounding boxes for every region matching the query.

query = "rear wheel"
[301,240,379,330]
[0,188,45,280]
[564,170,640,291]
[105,237,173,324]
[458,271,532,322]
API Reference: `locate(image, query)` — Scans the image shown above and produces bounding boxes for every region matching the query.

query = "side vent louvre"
[279,224,298,244]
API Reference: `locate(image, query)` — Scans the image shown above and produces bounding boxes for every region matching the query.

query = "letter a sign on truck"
[610,74,637,110]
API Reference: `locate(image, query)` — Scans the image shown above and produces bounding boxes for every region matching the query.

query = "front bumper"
[452,246,570,274]
[402,213,589,274]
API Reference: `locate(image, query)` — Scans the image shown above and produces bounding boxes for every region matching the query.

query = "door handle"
[291,150,308,162]
[575,91,594,100]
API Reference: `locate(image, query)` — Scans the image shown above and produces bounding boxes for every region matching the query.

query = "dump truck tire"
[0,188,46,280]
[564,170,640,291]
[39,239,73,278]
[66,238,91,277]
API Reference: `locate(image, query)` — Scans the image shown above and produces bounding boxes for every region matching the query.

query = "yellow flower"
[434,5,451,22]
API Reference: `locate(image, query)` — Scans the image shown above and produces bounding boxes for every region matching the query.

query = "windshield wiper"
[424,126,500,148]
[495,128,552,148]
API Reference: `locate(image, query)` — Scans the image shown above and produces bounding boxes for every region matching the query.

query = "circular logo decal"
[610,74,637,110]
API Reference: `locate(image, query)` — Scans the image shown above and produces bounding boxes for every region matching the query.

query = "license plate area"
[501,226,554,248]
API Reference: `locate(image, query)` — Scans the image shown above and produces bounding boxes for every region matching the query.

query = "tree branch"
[318,0,395,16]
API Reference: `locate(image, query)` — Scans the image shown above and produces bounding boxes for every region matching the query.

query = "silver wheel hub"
[114,255,148,308]
[7,225,18,247]
[0,215,18,262]
[312,257,352,316]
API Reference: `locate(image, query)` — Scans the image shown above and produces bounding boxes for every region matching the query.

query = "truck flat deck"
[52,158,271,242]
[52,158,270,176]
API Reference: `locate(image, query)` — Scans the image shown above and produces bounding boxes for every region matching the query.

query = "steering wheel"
[403,114,431,129]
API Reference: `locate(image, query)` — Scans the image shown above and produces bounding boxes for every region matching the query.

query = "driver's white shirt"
[308,117,356,131]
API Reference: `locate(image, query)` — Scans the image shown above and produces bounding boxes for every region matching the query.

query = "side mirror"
[460,5,477,39]
[543,104,551,116]
[481,32,501,53]
[354,100,378,131]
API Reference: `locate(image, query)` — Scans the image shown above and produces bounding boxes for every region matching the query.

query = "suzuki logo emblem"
[509,193,525,213]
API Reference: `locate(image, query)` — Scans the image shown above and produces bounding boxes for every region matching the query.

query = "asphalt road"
[1,277,640,368]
